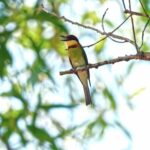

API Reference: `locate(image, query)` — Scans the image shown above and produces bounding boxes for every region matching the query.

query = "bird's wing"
[81,47,91,86]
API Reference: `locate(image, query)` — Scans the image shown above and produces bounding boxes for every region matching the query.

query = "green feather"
[68,44,91,105]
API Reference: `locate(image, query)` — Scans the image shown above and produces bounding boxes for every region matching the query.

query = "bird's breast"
[69,48,86,68]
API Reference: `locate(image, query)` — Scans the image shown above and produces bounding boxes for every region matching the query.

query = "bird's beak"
[60,35,68,41]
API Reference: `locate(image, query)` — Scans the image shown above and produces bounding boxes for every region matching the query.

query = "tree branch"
[139,19,150,49]
[41,4,134,47]
[139,0,149,18]
[129,0,139,53]
[138,0,150,49]
[101,8,132,44]
[60,53,150,75]
[124,10,149,18]
[122,0,127,10]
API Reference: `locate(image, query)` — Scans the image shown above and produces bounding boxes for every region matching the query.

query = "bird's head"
[61,35,80,49]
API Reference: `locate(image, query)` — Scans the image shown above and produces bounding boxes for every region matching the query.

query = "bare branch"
[122,0,126,10]
[41,5,102,34]
[124,10,149,18]
[41,4,134,47]
[139,19,150,49]
[84,36,107,48]
[138,0,150,50]
[102,8,108,32]
[101,7,132,44]
[86,12,133,48]
[60,53,150,75]
[84,31,135,48]
[124,0,150,18]
[139,0,149,18]
[124,1,150,50]
[129,0,139,53]
[109,15,131,34]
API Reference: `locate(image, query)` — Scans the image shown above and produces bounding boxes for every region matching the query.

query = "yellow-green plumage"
[61,35,91,105]
[69,46,91,105]
[68,45,89,87]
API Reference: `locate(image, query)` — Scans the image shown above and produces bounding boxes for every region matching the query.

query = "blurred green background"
[0,0,150,150]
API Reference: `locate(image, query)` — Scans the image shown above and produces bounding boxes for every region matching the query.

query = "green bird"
[61,35,92,105]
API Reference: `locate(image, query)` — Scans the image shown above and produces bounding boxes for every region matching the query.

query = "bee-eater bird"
[61,35,92,105]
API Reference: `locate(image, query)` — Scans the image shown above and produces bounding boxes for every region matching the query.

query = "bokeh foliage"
[0,0,149,149]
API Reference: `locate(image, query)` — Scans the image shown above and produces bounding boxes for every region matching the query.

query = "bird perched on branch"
[61,35,91,105]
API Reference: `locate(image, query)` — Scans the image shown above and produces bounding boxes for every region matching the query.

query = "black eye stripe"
[68,44,78,49]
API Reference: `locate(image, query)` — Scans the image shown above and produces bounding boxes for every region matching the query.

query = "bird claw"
[71,68,77,74]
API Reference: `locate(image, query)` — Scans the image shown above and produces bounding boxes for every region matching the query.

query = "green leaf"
[27,125,59,150]
[82,11,100,25]
[35,11,68,33]
[0,43,12,78]
[94,38,106,54]
[103,88,116,110]
[140,43,150,52]
[99,0,108,4]
[27,125,56,144]
[128,87,145,100]
[104,19,114,27]
[40,104,77,111]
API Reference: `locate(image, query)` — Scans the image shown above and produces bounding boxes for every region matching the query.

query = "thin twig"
[109,15,131,34]
[107,38,128,43]
[60,53,150,75]
[86,14,133,48]
[101,7,132,44]
[139,18,150,49]
[108,15,132,43]
[122,0,126,10]
[109,15,131,45]
[129,0,139,53]
[124,10,149,18]
[84,9,108,48]
[41,4,134,47]
[84,32,135,48]
[84,36,107,48]
[102,8,108,32]
[41,5,103,34]
[139,0,149,18]
[138,0,150,49]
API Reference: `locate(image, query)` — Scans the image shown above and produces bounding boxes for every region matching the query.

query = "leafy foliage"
[0,0,148,149]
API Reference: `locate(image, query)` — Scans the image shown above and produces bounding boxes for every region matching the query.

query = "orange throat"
[66,40,80,49]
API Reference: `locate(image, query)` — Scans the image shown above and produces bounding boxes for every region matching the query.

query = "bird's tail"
[83,84,92,105]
